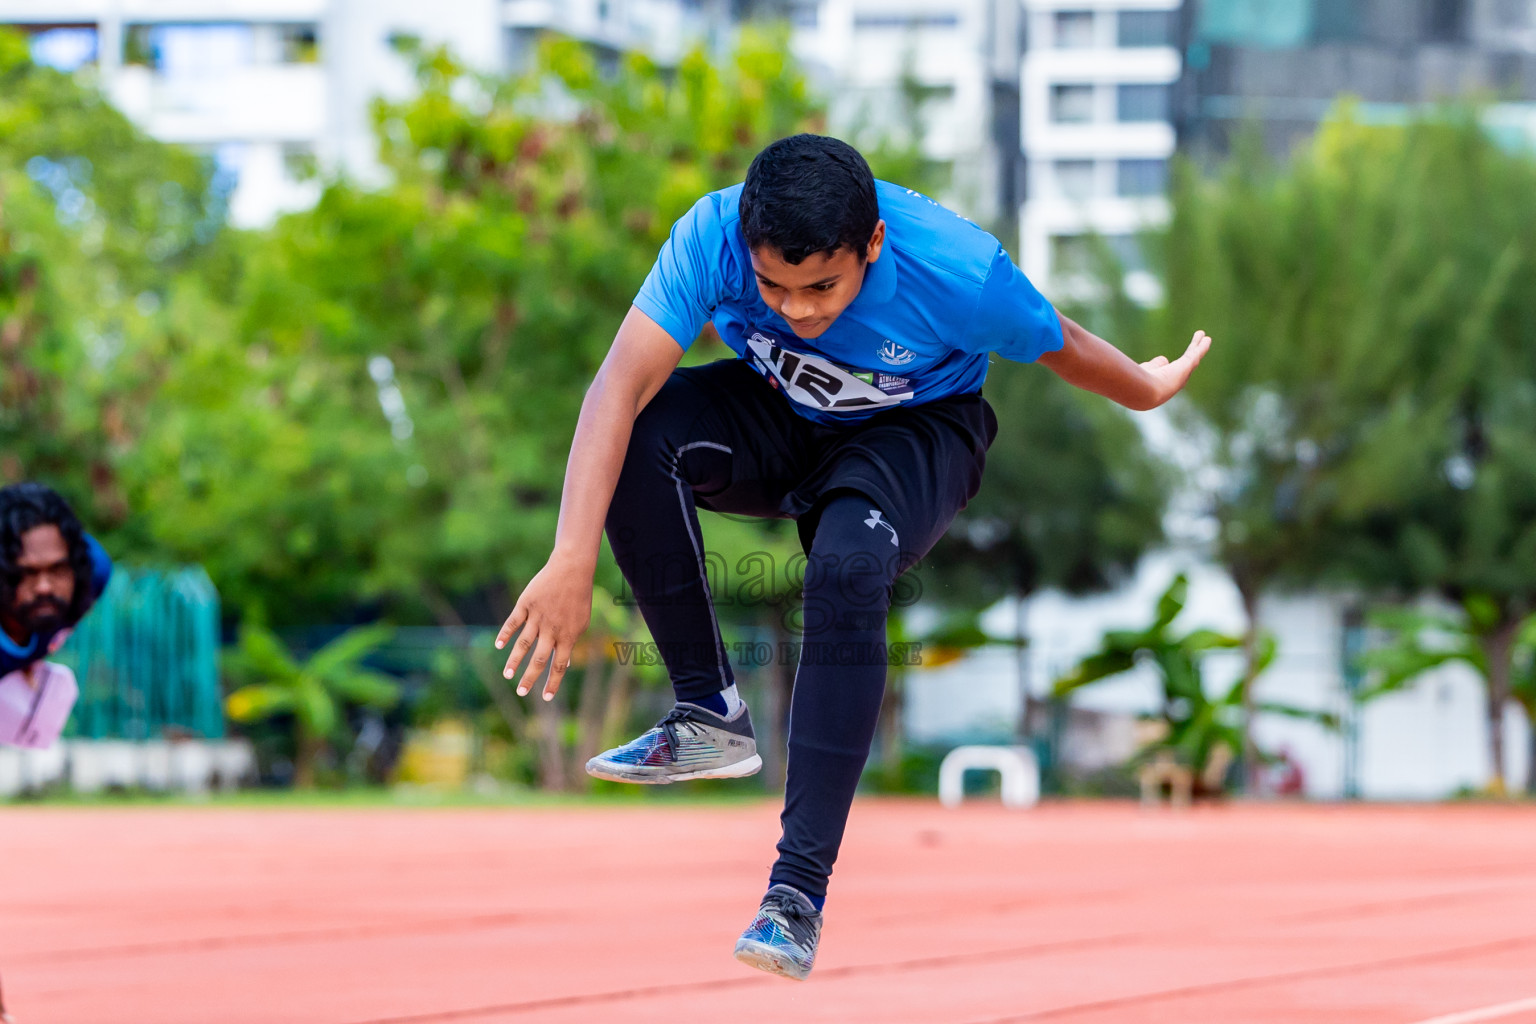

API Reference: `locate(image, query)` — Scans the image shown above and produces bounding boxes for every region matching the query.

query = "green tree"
[189,32,822,626]
[1362,599,1536,795]
[1512,617,1536,796]
[1127,109,1536,787]
[922,361,1169,734]
[0,30,235,525]
[225,623,400,787]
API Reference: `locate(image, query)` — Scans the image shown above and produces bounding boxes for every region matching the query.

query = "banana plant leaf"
[327,670,402,709]
[226,684,296,722]
[306,624,395,682]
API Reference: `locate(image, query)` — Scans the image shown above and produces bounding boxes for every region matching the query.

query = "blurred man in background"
[0,482,111,689]
[497,135,1209,980]
[0,482,112,1022]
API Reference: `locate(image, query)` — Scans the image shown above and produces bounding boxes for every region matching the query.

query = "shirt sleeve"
[964,247,1064,362]
[632,195,732,351]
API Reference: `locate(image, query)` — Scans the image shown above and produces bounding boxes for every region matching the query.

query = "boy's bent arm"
[496,306,686,698]
[1038,312,1211,412]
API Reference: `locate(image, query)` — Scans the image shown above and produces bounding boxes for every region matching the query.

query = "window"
[124,22,316,70]
[1117,158,1168,196]
[1051,84,1095,123]
[1117,83,1170,122]
[1054,11,1095,48]
[282,142,318,181]
[1422,0,1466,42]
[1054,160,1096,200]
[28,26,98,70]
[125,23,256,74]
[1492,0,1529,28]
[1117,10,1174,47]
[1051,233,1146,276]
[1311,0,1361,41]
[853,14,960,30]
[1107,234,1146,273]
[278,23,319,63]
[1051,234,1092,275]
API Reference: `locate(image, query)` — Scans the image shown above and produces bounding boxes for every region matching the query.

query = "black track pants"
[605,359,995,900]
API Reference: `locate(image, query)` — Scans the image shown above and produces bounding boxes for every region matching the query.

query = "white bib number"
[746,334,914,412]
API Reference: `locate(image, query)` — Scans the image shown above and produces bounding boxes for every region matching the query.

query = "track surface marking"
[1408,997,1536,1024]
[3,800,1535,1022]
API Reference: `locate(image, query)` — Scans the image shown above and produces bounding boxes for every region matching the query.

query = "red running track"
[3,799,1536,1023]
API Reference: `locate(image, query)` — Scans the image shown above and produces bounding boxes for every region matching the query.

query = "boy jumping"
[495,135,1209,979]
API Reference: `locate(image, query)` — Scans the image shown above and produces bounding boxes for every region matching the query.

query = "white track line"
[1408,996,1536,1024]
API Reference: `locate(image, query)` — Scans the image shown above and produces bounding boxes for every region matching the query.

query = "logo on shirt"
[864,510,899,547]
[878,340,916,367]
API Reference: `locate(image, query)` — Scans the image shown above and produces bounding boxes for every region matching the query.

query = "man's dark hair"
[0,482,95,628]
[739,134,879,265]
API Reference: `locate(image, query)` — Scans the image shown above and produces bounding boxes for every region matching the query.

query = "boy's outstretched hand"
[495,551,594,701]
[492,306,686,702]
[1040,316,1213,412]
[1139,330,1212,408]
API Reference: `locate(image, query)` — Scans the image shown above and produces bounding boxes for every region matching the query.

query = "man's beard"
[14,595,69,636]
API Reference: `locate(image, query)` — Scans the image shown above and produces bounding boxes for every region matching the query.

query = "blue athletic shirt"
[0,534,112,678]
[633,180,1064,424]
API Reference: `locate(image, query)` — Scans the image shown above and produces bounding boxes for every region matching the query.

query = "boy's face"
[3,524,74,643]
[750,221,886,340]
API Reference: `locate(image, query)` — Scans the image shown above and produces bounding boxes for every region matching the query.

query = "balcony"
[109,62,326,144]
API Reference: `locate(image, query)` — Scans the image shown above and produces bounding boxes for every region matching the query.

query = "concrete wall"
[0,739,257,796]
[905,548,1534,798]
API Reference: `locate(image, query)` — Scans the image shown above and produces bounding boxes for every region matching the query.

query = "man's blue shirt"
[634,180,1064,424]
[0,534,111,678]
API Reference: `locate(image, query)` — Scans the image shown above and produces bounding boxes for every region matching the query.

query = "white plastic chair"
[939,745,1040,809]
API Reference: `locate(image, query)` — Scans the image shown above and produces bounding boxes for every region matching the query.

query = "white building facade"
[1018,0,1180,298]
[4,0,1030,229]
[797,0,1026,226]
[1,0,717,227]
[906,549,1534,800]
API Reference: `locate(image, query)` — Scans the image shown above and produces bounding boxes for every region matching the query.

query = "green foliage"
[1359,596,1536,793]
[0,31,235,524]
[926,361,1169,610]
[1514,617,1536,715]
[225,623,400,786]
[1357,603,1491,702]
[1054,574,1335,784]
[151,32,824,625]
[1100,106,1536,791]
[1143,110,1536,603]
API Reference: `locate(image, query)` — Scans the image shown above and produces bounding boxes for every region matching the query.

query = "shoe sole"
[585,753,763,785]
[733,938,811,980]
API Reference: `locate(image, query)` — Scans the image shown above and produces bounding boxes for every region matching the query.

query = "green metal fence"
[56,567,225,740]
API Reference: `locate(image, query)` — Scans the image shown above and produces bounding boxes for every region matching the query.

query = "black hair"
[739,134,879,265]
[0,482,96,629]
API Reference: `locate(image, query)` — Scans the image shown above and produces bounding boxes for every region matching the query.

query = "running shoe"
[733,884,823,980]
[584,701,761,783]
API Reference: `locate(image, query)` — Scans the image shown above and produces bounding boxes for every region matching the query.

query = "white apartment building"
[1018,0,1181,299]
[505,0,728,69]
[798,0,1025,226]
[2,0,717,227]
[5,0,1026,228]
